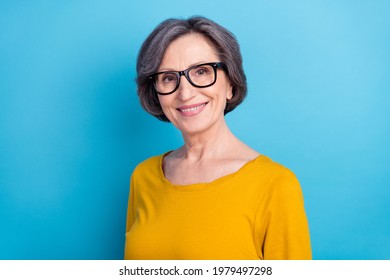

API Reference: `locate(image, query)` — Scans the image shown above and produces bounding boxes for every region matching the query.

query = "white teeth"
[180,103,206,112]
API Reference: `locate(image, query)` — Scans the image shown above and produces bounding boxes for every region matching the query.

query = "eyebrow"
[157,61,210,72]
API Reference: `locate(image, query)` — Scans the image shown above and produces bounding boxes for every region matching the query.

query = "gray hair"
[136,16,247,122]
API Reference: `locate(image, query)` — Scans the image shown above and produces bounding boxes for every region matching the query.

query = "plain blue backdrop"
[1,0,389,259]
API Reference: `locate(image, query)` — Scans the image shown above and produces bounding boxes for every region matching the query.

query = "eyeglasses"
[149,62,226,95]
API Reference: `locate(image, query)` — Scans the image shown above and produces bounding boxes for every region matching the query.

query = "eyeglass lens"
[154,64,216,94]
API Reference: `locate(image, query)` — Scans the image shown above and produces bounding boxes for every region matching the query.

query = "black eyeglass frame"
[148,62,227,95]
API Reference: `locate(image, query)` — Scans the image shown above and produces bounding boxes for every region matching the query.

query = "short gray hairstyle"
[136,16,247,122]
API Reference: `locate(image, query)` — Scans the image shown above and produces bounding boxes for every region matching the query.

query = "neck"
[178,118,238,162]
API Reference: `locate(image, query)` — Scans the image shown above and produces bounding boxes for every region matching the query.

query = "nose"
[176,73,196,101]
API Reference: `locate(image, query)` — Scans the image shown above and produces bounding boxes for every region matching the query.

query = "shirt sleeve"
[125,174,136,233]
[256,170,312,260]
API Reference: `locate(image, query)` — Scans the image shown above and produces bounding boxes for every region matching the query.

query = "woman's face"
[157,33,233,136]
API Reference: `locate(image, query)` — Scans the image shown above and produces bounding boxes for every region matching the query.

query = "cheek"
[218,76,233,100]
[157,96,169,109]
[219,83,233,101]
[157,96,175,116]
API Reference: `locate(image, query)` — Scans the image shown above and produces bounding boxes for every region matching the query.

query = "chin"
[176,119,217,136]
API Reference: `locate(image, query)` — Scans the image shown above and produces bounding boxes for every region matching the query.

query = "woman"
[125,16,311,260]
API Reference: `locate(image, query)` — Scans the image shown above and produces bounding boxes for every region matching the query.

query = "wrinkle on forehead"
[158,33,219,72]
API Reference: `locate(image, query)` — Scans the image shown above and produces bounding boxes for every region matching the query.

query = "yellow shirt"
[124,153,311,260]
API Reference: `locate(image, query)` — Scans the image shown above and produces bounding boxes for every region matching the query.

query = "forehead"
[159,33,219,70]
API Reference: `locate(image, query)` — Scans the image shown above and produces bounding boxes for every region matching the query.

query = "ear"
[226,84,233,100]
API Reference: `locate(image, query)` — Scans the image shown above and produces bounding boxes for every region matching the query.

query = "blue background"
[1,0,389,260]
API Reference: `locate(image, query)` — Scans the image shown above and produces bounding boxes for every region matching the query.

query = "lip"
[177,102,208,117]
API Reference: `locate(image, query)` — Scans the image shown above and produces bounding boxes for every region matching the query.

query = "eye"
[194,67,209,76]
[161,73,177,83]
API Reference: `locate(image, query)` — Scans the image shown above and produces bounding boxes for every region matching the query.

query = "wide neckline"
[158,151,268,191]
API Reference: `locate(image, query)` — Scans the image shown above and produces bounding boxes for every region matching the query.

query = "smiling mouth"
[177,102,208,113]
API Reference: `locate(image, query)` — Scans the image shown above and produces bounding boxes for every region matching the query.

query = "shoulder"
[135,154,161,170]
[250,155,302,194]
[252,155,298,180]
[131,152,166,178]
